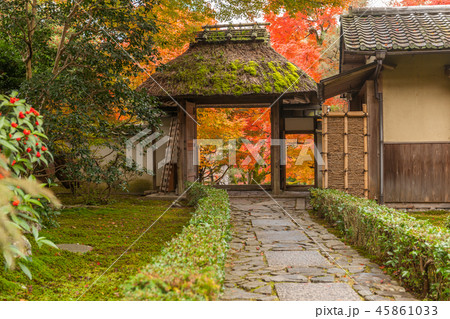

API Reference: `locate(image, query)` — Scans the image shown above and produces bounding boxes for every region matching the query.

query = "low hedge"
[123,183,231,300]
[310,188,450,300]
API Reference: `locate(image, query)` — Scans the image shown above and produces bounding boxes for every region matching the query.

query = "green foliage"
[0,41,26,94]
[310,188,450,300]
[0,0,163,201]
[0,93,60,276]
[123,183,231,300]
[205,0,345,21]
[445,216,450,230]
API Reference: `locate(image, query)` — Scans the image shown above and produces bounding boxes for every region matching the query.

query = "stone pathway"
[220,197,416,301]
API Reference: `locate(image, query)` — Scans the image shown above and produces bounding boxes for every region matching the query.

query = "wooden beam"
[271,101,281,195]
[196,103,271,108]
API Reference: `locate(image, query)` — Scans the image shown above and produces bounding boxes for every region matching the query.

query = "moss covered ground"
[406,210,449,228]
[0,195,192,300]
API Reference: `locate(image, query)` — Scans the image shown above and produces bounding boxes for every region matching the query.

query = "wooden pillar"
[271,101,281,195]
[322,104,328,189]
[185,101,197,182]
[343,104,349,193]
[363,103,369,198]
[280,105,286,191]
[177,105,186,195]
[366,80,380,200]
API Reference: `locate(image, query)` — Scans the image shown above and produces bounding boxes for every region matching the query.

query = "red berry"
[41,146,47,151]
[19,112,25,119]
[23,129,30,135]
[11,160,16,166]
[35,121,39,125]
[11,123,18,128]
[36,142,39,146]
[36,152,41,158]
[12,200,20,206]
[8,133,12,138]
[16,137,21,141]
[26,147,31,153]
[10,97,19,104]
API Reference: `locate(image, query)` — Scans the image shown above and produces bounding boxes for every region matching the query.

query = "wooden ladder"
[160,118,179,193]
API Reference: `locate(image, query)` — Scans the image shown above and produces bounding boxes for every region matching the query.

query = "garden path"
[220,197,417,301]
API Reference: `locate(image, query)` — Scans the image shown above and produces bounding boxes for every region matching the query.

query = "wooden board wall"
[384,143,450,203]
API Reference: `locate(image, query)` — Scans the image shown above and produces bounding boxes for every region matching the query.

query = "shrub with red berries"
[0,92,59,277]
[0,92,52,174]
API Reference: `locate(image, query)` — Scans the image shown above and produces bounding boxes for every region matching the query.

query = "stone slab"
[57,243,93,254]
[265,251,331,267]
[221,288,276,301]
[295,198,306,209]
[275,283,361,301]
[255,230,308,243]
[251,219,295,227]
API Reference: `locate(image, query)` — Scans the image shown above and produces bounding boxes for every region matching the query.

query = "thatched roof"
[139,24,317,102]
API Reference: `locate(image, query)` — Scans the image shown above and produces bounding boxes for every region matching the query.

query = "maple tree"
[128,0,215,89]
[265,1,365,109]
[285,134,315,185]
[390,0,450,4]
[197,108,272,185]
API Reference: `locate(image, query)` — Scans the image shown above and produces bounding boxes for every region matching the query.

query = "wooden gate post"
[271,101,281,195]
[177,105,186,195]
[185,101,197,183]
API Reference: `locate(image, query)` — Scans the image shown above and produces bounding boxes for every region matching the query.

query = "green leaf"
[0,139,18,152]
[18,262,32,279]
[38,238,59,250]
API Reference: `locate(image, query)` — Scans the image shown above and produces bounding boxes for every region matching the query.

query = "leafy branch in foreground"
[0,92,60,278]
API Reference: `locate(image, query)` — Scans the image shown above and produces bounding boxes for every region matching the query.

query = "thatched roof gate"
[139,23,321,194]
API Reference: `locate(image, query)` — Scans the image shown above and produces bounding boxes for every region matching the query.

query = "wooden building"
[139,23,321,194]
[320,6,450,207]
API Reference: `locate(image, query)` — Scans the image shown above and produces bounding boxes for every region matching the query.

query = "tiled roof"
[341,6,450,52]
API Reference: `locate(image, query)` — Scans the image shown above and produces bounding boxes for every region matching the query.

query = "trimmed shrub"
[310,188,450,300]
[123,183,231,300]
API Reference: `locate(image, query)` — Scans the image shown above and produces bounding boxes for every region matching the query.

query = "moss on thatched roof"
[139,41,317,99]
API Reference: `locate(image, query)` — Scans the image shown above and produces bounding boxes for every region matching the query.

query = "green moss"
[263,81,272,93]
[211,72,237,94]
[243,61,258,76]
[271,71,288,92]
[407,210,450,228]
[193,54,204,61]
[0,195,192,300]
[268,61,278,73]
[229,60,243,71]
[251,84,262,93]
[233,85,246,96]
[164,54,309,96]
[286,62,298,74]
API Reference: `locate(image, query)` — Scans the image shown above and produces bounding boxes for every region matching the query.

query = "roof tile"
[342,6,450,52]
